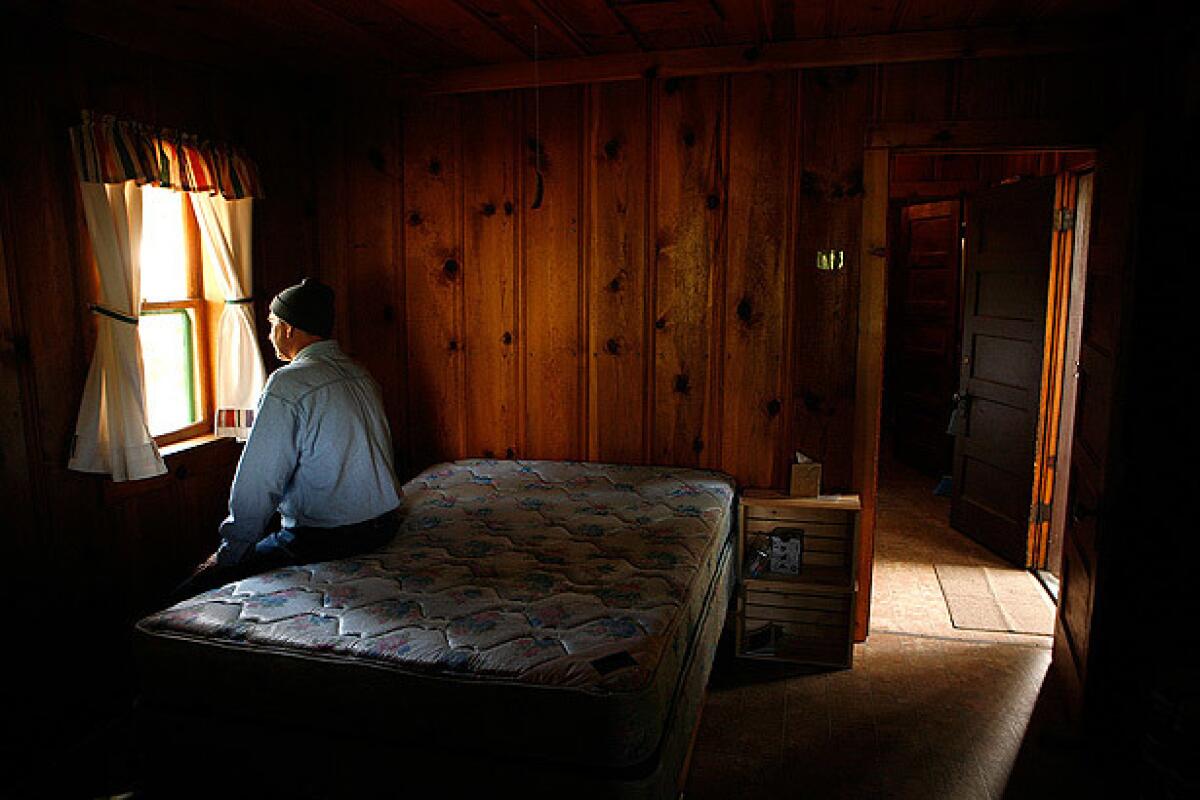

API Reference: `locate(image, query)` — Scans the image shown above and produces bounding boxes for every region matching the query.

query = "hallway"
[685,460,1062,799]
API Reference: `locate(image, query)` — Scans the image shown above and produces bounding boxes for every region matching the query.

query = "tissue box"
[789,462,822,497]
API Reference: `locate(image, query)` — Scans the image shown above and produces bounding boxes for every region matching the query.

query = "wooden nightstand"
[734,490,862,668]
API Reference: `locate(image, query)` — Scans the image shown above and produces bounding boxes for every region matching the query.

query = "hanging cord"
[531,22,544,209]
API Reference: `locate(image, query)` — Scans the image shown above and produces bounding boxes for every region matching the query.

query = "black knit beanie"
[270,278,334,338]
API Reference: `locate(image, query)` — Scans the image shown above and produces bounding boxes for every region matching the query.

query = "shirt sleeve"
[216,390,301,566]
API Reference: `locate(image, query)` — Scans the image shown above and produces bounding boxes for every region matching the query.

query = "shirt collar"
[292,339,339,363]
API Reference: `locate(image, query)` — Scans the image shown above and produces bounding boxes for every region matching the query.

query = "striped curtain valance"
[69,110,264,200]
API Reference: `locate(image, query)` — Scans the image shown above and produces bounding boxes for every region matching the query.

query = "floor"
[683,457,1079,799]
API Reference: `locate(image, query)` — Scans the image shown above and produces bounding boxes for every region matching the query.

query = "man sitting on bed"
[174,278,402,599]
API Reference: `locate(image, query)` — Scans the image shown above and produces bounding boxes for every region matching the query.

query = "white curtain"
[69,181,167,481]
[190,192,265,440]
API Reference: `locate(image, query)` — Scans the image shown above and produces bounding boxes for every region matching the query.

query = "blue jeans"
[252,511,399,565]
[170,509,399,603]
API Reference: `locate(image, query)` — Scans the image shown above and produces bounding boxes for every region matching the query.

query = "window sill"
[160,433,227,457]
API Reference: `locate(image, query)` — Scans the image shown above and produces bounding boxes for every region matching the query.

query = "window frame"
[140,194,214,447]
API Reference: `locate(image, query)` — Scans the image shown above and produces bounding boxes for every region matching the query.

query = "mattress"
[135,459,736,785]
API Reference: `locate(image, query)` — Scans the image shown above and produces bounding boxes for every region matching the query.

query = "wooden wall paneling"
[4,71,92,469]
[1039,52,1127,122]
[462,90,519,459]
[314,98,350,365]
[955,55,1052,120]
[341,96,406,457]
[652,75,728,469]
[520,84,585,460]
[877,60,953,122]
[249,95,322,371]
[792,66,871,491]
[720,70,794,488]
[404,95,466,469]
[587,79,648,464]
[0,107,39,576]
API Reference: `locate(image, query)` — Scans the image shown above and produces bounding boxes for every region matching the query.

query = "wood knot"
[443,258,459,277]
[504,200,514,215]
[607,276,622,292]
[692,437,704,454]
[505,447,515,459]
[605,338,621,355]
[382,304,395,322]
[408,211,422,226]
[654,316,667,330]
[604,138,620,159]
[448,338,459,351]
[482,202,496,216]
[501,331,513,345]
[705,194,720,210]
[664,77,681,94]
[643,65,659,81]
[673,374,690,394]
[736,297,753,323]
[428,158,442,175]
[766,398,782,417]
[682,129,696,147]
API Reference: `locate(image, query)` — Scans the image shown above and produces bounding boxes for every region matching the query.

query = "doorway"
[881,149,1094,596]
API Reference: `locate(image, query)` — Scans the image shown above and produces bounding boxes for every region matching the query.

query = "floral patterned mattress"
[136,459,736,771]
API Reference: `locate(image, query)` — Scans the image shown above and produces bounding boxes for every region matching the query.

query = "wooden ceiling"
[15,1,1131,79]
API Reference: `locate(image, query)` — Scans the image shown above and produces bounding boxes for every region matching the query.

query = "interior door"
[950,176,1056,566]
[889,200,961,475]
[1045,171,1093,577]
[1053,125,1139,720]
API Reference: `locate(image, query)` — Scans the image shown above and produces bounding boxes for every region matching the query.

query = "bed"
[134,459,737,798]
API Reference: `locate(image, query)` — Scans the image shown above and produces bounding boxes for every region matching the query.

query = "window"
[139,187,213,445]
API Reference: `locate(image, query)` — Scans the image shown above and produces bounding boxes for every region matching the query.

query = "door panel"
[951,176,1055,566]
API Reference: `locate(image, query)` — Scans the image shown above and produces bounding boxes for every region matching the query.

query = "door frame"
[852,120,1099,640]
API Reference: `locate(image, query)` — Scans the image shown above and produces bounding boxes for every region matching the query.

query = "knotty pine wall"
[320,51,1126,493]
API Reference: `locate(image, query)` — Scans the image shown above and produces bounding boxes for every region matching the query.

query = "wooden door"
[1045,171,1093,576]
[889,200,961,475]
[950,176,1055,566]
[1053,125,1140,720]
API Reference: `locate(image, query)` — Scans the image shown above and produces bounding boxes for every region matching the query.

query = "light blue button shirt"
[217,339,401,565]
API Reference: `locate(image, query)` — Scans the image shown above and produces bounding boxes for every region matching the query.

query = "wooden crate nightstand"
[734,490,862,668]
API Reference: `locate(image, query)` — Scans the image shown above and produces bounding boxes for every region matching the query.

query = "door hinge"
[1053,208,1076,232]
[1032,501,1054,524]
